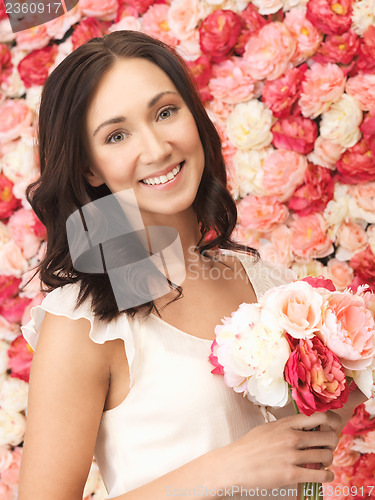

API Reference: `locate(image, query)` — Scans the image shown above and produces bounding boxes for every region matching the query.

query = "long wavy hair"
[25,30,259,322]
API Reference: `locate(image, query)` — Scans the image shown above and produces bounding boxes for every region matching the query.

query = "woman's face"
[85,57,205,222]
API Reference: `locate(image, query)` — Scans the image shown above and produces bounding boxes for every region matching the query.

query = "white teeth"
[142,163,182,185]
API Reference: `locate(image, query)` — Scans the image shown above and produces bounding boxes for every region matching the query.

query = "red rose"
[306,0,353,35]
[284,335,349,416]
[187,55,213,102]
[357,25,375,74]
[72,18,104,50]
[0,44,12,85]
[336,138,375,184]
[361,110,375,158]
[262,65,307,118]
[234,3,268,55]
[312,30,360,65]
[199,10,243,63]
[272,116,318,154]
[0,275,21,303]
[349,275,375,294]
[7,335,34,382]
[0,0,7,19]
[0,174,20,219]
[302,276,336,291]
[343,404,375,435]
[18,45,58,88]
[0,296,32,323]
[350,245,375,283]
[288,163,335,216]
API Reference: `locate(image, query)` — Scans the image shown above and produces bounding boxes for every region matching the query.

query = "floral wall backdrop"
[0,0,375,497]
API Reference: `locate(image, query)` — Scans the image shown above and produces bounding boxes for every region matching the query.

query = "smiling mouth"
[140,162,184,185]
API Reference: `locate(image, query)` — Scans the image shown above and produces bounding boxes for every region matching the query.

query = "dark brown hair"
[24,30,259,322]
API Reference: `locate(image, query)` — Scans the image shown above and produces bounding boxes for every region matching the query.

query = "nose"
[139,125,173,165]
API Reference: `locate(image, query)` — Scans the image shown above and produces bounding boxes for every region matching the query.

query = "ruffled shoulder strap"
[21,283,138,387]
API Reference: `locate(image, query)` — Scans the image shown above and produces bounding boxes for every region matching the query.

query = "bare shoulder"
[18,312,111,500]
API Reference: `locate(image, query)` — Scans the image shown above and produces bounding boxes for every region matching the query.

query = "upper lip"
[140,162,183,181]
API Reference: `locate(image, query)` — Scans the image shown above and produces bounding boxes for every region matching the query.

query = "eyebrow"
[92,90,179,137]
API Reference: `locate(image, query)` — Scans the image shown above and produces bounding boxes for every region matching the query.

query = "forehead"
[86,58,178,126]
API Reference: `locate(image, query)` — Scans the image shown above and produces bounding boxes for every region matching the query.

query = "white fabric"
[21,251,298,499]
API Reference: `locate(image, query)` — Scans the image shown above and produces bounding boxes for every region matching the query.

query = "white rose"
[0,377,29,412]
[349,197,375,224]
[233,148,273,197]
[252,0,283,14]
[0,135,38,185]
[323,183,351,228]
[0,19,15,43]
[307,136,346,169]
[0,445,13,473]
[291,260,325,280]
[352,0,375,35]
[352,432,375,453]
[226,99,274,150]
[0,341,9,375]
[25,86,43,116]
[0,240,28,276]
[320,94,363,148]
[0,65,26,98]
[283,0,308,10]
[176,31,202,61]
[168,0,203,40]
[0,409,26,446]
[364,397,375,416]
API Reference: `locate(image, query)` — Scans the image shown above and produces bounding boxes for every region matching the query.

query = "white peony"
[0,134,38,185]
[226,99,274,150]
[0,409,26,446]
[233,147,273,197]
[291,260,326,280]
[352,0,375,35]
[320,94,363,148]
[252,0,283,14]
[349,197,375,224]
[0,377,29,412]
[283,0,308,10]
[168,0,204,40]
[323,183,351,228]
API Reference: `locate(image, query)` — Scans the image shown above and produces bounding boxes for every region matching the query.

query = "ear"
[85,168,105,187]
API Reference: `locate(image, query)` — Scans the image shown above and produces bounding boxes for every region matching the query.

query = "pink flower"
[262,150,308,202]
[342,404,375,435]
[351,453,375,493]
[327,259,354,292]
[1,446,22,487]
[308,136,345,169]
[302,275,336,291]
[306,0,354,35]
[284,8,323,65]
[235,3,268,56]
[0,295,31,323]
[346,73,375,111]
[0,175,20,219]
[313,30,360,65]
[72,18,105,50]
[271,116,318,154]
[244,22,296,81]
[168,0,203,41]
[187,55,213,103]
[360,109,375,159]
[79,0,119,20]
[318,291,375,370]
[357,25,375,74]
[349,181,375,213]
[7,335,33,382]
[336,138,375,184]
[299,62,346,119]
[260,224,293,267]
[199,10,243,63]
[237,195,289,232]
[262,65,307,118]
[18,45,58,88]
[0,99,33,143]
[0,275,21,303]
[288,163,335,216]
[208,57,256,104]
[0,44,12,85]
[14,25,51,50]
[209,339,224,374]
[337,221,368,254]
[285,335,349,416]
[142,4,179,47]
[7,208,42,259]
[350,245,375,283]
[332,434,361,467]
[290,213,334,259]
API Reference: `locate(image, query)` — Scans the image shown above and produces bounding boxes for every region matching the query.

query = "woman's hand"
[218,410,342,492]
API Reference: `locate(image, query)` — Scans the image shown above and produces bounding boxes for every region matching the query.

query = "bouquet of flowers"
[209,276,375,500]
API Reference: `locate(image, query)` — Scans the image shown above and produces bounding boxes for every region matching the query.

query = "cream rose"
[352,0,375,35]
[168,0,203,40]
[326,259,354,291]
[0,409,26,446]
[0,135,38,185]
[320,94,363,148]
[323,183,351,228]
[233,148,272,197]
[291,260,325,280]
[0,377,29,412]
[308,136,346,169]
[251,0,284,14]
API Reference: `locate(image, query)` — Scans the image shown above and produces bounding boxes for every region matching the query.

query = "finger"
[295,448,334,468]
[287,410,342,432]
[294,429,339,451]
[295,465,335,484]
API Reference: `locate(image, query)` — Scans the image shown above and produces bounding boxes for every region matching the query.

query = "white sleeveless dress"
[21,251,298,499]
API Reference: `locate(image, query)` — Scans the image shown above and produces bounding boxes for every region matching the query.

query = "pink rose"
[209,339,224,374]
[208,57,256,104]
[357,25,375,74]
[349,181,375,213]
[199,10,243,63]
[142,4,179,47]
[361,110,375,158]
[0,175,20,219]
[0,275,21,303]
[7,335,34,382]
[313,31,360,65]
[352,454,375,491]
[299,62,346,119]
[234,3,268,56]
[337,221,368,253]
[332,434,361,467]
[8,208,42,259]
[302,275,336,291]
[349,275,375,294]
[343,404,375,435]
[79,0,119,20]
[262,149,308,202]
[244,22,296,80]
[187,55,213,103]
[1,446,22,487]
[18,44,58,88]
[0,296,31,323]
[284,8,323,65]
[336,138,375,184]
[0,99,33,143]
[260,224,293,267]
[308,136,345,169]
[288,163,335,216]
[290,213,334,259]
[346,73,375,111]
[327,259,354,291]
[319,291,375,370]
[271,116,318,154]
[14,25,51,50]
[262,65,307,118]
[72,18,105,50]
[350,245,375,283]
[306,0,353,35]
[285,335,349,416]
[237,195,289,232]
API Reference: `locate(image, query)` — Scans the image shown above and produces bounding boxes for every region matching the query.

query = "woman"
[18,30,364,500]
